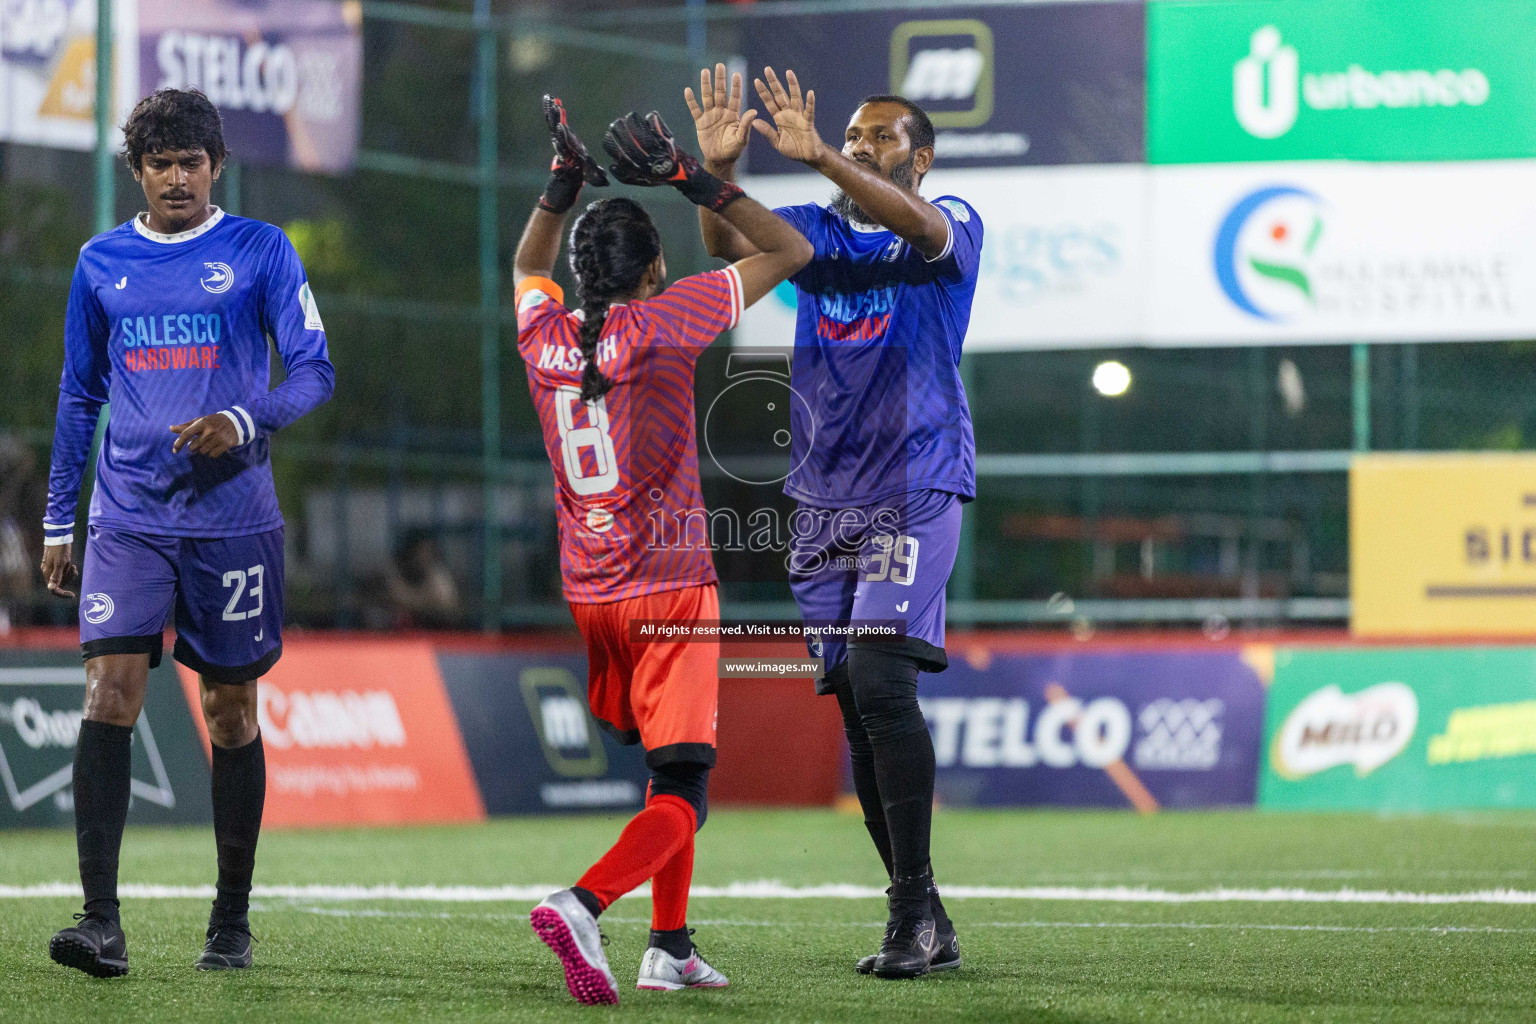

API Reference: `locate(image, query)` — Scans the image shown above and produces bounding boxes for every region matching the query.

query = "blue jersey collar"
[132,206,225,244]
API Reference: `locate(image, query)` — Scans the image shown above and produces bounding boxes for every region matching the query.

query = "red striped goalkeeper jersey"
[515,267,743,603]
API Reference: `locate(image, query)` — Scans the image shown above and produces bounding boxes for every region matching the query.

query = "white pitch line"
[281,908,1536,936]
[6,881,1536,905]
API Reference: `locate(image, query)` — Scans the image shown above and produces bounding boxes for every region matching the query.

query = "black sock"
[832,673,894,877]
[74,720,134,923]
[211,731,265,921]
[571,886,603,919]
[649,926,693,959]
[847,648,934,878]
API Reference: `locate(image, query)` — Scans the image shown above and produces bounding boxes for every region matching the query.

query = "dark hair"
[122,88,227,172]
[567,198,662,404]
[859,94,936,152]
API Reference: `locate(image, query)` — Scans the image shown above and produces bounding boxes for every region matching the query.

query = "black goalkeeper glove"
[539,95,608,215]
[602,110,745,213]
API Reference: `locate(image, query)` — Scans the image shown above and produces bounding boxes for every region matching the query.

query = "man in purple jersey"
[38,89,334,977]
[690,65,981,979]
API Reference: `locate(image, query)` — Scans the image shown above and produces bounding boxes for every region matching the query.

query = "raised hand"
[685,63,758,167]
[603,111,745,212]
[544,94,608,187]
[752,67,825,165]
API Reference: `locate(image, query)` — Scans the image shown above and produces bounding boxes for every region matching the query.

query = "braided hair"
[567,198,662,404]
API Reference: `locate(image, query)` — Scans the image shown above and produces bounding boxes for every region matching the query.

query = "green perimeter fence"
[3,0,1536,633]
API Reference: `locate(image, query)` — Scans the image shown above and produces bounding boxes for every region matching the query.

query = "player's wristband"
[674,169,744,214]
[538,171,583,215]
[42,520,74,546]
[219,406,257,448]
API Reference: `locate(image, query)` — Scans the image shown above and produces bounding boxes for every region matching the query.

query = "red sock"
[576,794,696,910]
[650,827,695,931]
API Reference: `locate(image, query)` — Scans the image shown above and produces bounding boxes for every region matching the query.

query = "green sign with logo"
[1149,0,1536,163]
[1261,646,1536,810]
[0,651,212,829]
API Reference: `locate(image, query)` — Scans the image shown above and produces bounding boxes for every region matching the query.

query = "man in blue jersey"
[689,66,980,979]
[38,89,334,977]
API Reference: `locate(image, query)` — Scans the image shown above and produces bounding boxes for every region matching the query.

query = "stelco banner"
[1149,0,1536,164]
[0,0,360,172]
[1261,646,1536,810]
[742,0,1144,172]
[138,0,361,172]
[1351,454,1536,637]
[921,649,1267,809]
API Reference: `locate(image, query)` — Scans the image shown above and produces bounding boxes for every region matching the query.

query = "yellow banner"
[1352,454,1536,637]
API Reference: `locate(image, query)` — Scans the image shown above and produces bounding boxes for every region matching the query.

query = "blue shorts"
[79,525,284,683]
[787,489,961,690]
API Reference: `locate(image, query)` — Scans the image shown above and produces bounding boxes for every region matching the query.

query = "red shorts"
[569,583,719,766]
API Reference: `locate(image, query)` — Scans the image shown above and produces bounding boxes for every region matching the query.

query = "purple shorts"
[79,525,284,683]
[787,489,962,689]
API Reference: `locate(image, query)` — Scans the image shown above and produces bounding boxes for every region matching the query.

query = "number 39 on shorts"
[555,385,619,496]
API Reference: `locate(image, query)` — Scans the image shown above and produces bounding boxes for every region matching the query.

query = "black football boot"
[50,912,129,978]
[870,871,939,979]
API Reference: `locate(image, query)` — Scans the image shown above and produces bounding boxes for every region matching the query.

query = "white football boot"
[530,889,620,1005]
[635,941,729,991]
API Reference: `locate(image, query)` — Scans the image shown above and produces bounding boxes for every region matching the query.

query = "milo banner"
[138,0,361,172]
[0,650,212,828]
[921,649,1267,809]
[742,0,1144,172]
[1261,646,1536,810]
[1149,0,1536,164]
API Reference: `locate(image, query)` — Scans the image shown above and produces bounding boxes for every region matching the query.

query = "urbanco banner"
[1149,0,1536,163]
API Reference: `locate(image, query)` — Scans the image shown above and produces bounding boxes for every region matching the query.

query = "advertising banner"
[1146,161,1536,345]
[741,1,1144,173]
[734,164,1147,351]
[0,0,138,150]
[1148,0,1536,164]
[437,652,651,816]
[1351,454,1536,637]
[179,642,484,827]
[0,650,211,829]
[921,649,1267,809]
[137,0,361,172]
[1261,646,1536,810]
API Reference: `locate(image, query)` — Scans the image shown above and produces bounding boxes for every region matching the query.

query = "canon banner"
[137,0,360,172]
[923,649,1266,809]
[741,0,1144,173]
[1261,646,1536,810]
[178,642,484,828]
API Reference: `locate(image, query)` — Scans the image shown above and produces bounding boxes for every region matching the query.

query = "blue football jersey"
[775,196,981,507]
[44,208,334,541]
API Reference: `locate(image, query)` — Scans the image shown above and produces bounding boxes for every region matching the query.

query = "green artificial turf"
[2,808,1534,1022]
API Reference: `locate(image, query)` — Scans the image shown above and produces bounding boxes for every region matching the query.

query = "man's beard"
[830,155,916,226]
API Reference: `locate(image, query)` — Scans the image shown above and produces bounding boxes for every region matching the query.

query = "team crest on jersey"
[200,262,234,294]
[586,508,615,533]
[83,593,114,625]
[882,238,904,262]
[299,282,325,330]
[937,199,970,223]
